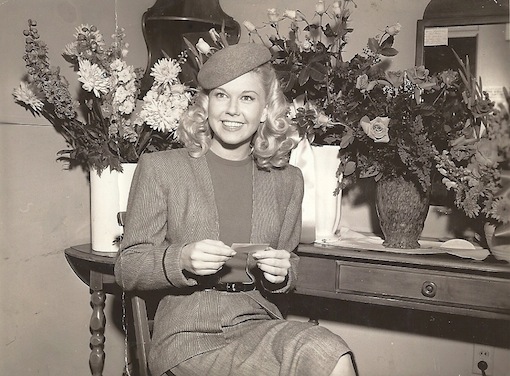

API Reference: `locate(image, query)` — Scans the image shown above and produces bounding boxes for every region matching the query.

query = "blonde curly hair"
[176,62,300,169]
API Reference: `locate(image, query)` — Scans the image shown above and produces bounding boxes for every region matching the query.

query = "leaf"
[309,62,328,82]
[298,67,311,86]
[380,35,394,49]
[322,24,336,38]
[418,103,436,116]
[367,37,380,53]
[281,73,298,93]
[219,20,230,47]
[340,129,354,149]
[273,50,288,59]
[304,23,320,32]
[380,47,398,57]
[359,166,379,179]
[183,37,198,58]
[343,161,356,176]
[273,38,286,50]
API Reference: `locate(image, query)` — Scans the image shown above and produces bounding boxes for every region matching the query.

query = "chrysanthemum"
[139,89,190,132]
[77,59,109,97]
[150,58,181,86]
[62,42,78,57]
[12,82,44,113]
[492,197,510,223]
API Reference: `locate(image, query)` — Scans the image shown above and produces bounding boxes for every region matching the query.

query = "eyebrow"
[213,88,261,97]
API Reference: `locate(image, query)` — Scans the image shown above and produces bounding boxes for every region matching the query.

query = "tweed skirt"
[168,317,351,376]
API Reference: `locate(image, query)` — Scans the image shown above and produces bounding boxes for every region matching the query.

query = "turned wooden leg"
[89,271,106,376]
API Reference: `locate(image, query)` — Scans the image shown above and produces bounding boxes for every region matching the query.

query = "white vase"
[290,139,342,244]
[90,163,137,253]
[484,222,510,262]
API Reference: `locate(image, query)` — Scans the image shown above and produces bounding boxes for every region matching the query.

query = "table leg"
[89,270,106,376]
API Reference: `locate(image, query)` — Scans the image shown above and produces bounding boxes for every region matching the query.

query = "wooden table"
[65,243,510,375]
[65,244,118,376]
[295,243,510,320]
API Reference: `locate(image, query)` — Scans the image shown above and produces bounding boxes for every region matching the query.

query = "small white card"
[424,27,449,46]
[218,243,269,283]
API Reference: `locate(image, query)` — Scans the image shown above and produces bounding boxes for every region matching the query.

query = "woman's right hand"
[181,239,235,276]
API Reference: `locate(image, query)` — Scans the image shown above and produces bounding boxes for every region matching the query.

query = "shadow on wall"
[287,295,510,349]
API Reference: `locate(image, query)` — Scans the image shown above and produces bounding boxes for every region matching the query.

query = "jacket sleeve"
[114,154,198,291]
[266,166,304,294]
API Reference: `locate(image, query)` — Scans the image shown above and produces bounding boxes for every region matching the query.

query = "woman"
[115,43,356,376]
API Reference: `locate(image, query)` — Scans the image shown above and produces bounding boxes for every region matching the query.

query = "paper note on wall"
[424,27,449,46]
[485,87,506,105]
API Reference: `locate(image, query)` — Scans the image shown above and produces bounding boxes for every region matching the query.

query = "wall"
[0,1,155,375]
[1,1,509,375]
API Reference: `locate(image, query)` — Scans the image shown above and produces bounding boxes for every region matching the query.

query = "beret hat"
[197,43,272,89]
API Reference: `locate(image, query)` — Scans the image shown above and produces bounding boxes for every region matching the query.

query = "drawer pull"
[421,281,437,298]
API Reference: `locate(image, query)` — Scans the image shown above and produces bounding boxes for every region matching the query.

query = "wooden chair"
[130,293,152,376]
[119,212,175,376]
[118,211,153,376]
[129,289,176,376]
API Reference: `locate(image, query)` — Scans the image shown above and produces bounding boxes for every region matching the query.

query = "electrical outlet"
[472,344,494,375]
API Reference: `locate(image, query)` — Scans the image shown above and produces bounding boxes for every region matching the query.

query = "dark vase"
[375,174,431,248]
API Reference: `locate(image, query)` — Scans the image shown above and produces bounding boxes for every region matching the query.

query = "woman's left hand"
[252,248,291,284]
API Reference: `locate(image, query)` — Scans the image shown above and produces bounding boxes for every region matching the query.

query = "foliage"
[13,20,193,174]
[242,0,507,213]
[435,80,510,224]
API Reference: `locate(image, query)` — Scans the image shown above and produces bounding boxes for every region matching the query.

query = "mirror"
[415,0,509,206]
[416,0,509,103]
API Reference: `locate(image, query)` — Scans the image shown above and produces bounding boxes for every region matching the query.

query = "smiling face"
[207,71,268,160]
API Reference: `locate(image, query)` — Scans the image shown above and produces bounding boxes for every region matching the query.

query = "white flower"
[196,38,212,55]
[12,82,44,113]
[331,1,342,16]
[209,28,220,44]
[139,88,191,132]
[300,40,312,52]
[113,86,129,104]
[171,84,186,94]
[315,0,326,15]
[113,83,137,115]
[110,58,125,72]
[151,58,181,85]
[385,23,402,36]
[62,42,78,57]
[77,59,109,97]
[118,98,135,115]
[283,10,297,20]
[117,65,136,84]
[267,8,279,23]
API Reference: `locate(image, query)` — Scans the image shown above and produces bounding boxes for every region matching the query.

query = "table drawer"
[336,261,510,312]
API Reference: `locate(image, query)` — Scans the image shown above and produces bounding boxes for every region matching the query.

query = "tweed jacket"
[114,148,304,376]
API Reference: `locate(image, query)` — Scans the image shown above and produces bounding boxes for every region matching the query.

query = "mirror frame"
[415,1,509,66]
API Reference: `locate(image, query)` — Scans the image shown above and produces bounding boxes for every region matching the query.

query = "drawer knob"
[421,281,437,298]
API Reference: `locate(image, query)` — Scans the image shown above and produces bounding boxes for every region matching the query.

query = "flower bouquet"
[13,20,194,174]
[435,75,510,255]
[240,1,507,248]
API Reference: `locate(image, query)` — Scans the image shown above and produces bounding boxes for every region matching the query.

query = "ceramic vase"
[484,222,510,262]
[375,174,430,249]
[290,139,342,244]
[90,163,137,253]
